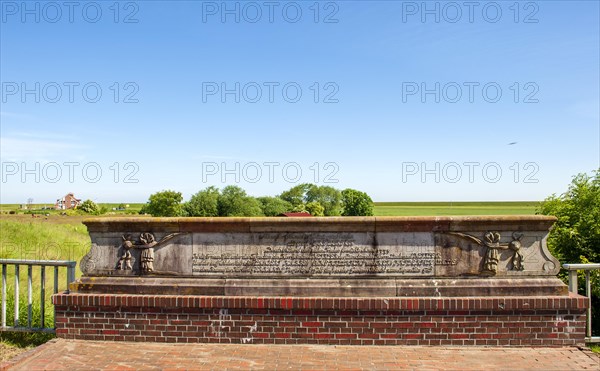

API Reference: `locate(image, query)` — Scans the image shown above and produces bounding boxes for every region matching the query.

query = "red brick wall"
[53,293,588,346]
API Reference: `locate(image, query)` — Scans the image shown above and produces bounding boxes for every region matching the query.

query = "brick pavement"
[1,339,599,370]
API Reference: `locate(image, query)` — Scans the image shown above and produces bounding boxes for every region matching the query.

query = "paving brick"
[6,339,599,370]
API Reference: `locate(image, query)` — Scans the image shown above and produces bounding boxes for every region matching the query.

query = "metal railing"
[0,259,76,333]
[563,263,600,343]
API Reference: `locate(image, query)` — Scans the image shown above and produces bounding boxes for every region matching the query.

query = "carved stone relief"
[442,231,525,276]
[115,232,180,275]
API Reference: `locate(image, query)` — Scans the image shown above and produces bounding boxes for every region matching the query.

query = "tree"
[306,185,342,216]
[291,203,307,213]
[141,190,183,217]
[539,170,600,335]
[257,196,292,216]
[539,170,600,266]
[342,189,374,216]
[218,186,263,217]
[305,201,324,216]
[279,183,312,208]
[79,199,99,214]
[185,186,220,217]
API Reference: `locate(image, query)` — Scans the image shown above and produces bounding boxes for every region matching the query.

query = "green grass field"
[373,201,539,216]
[0,203,145,215]
[0,214,91,347]
[2,202,539,216]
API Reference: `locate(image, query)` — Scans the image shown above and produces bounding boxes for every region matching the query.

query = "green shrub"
[257,196,292,216]
[217,186,263,217]
[539,169,600,335]
[185,187,220,217]
[141,190,184,217]
[305,201,324,216]
[79,200,99,214]
[342,189,374,216]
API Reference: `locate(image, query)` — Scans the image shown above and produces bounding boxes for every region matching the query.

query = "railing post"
[585,271,592,339]
[27,265,32,329]
[40,266,45,329]
[2,264,6,328]
[14,265,19,327]
[54,267,59,295]
[53,266,58,331]
[568,269,578,293]
[67,262,76,293]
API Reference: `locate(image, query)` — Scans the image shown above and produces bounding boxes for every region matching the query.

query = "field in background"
[373,201,539,216]
[0,203,145,215]
[1,202,540,217]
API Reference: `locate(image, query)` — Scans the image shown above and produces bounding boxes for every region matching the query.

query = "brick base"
[52,293,588,346]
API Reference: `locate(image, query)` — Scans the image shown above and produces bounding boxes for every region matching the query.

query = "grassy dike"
[0,215,90,349]
[373,201,539,216]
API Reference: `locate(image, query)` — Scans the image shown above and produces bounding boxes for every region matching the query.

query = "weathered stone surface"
[76,216,565,296]
[71,276,568,296]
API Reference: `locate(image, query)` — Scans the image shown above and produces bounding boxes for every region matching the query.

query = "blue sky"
[1,0,599,203]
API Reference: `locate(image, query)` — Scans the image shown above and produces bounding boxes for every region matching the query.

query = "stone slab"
[74,216,567,297]
[71,276,568,296]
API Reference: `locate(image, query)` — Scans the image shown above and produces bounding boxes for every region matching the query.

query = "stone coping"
[83,215,557,233]
[53,292,587,311]
[71,277,569,297]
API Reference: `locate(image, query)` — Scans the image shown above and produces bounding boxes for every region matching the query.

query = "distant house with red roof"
[55,193,82,210]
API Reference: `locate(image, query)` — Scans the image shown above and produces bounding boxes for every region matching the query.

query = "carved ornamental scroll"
[443,231,524,276]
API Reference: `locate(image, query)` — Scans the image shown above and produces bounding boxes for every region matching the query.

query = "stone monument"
[53,216,588,346]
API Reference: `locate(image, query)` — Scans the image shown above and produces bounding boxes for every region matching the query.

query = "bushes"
[538,170,600,282]
[305,201,325,216]
[140,190,183,217]
[257,197,292,216]
[217,186,263,217]
[279,184,374,216]
[79,200,99,214]
[341,189,374,216]
[184,187,219,217]
[539,169,600,335]
[142,184,375,217]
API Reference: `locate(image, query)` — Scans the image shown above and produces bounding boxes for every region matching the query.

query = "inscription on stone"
[191,233,450,277]
[79,217,563,279]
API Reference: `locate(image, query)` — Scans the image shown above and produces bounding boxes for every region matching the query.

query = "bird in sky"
[508,142,518,145]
